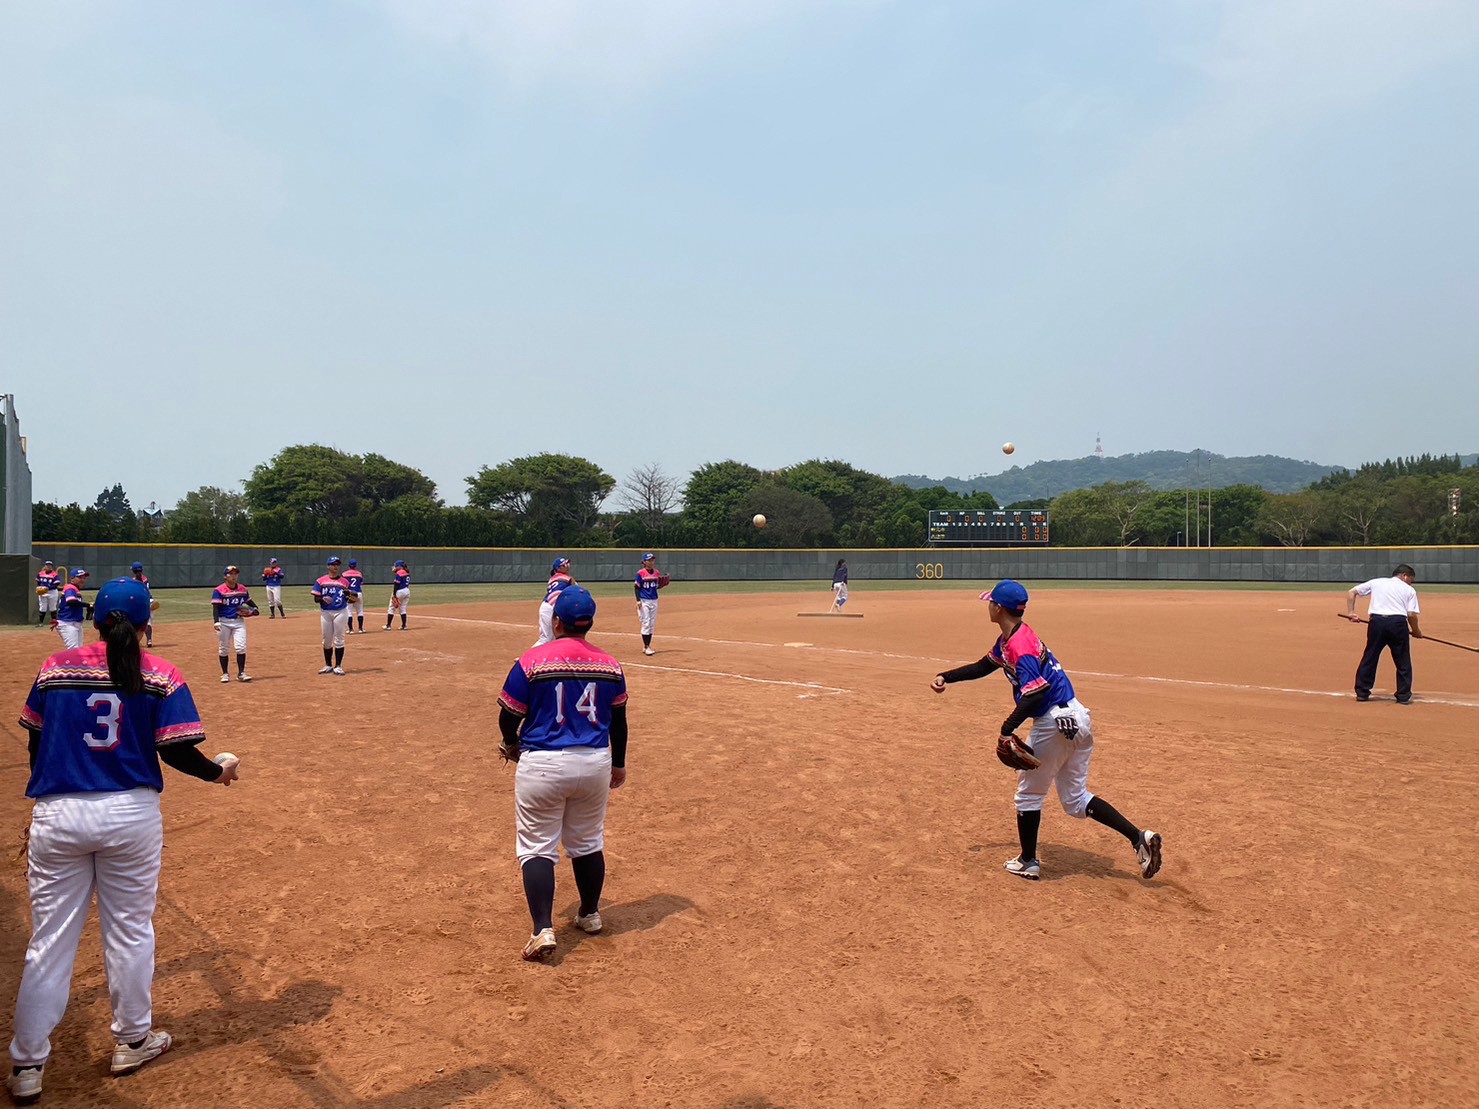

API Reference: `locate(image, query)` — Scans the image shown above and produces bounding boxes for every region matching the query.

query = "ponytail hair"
[100,611,144,696]
[836,558,846,569]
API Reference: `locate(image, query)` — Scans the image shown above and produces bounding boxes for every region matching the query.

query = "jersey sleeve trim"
[156,721,207,746]
[498,690,529,716]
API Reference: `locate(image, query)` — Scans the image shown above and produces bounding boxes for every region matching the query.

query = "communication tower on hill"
[1094,434,1104,460]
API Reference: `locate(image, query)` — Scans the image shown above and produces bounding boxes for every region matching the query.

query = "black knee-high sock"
[1086,796,1141,847]
[277,604,285,617]
[334,646,345,667]
[522,858,557,931]
[236,652,247,675]
[642,634,652,648]
[323,647,333,665]
[357,616,364,631]
[399,613,407,629]
[219,655,229,675]
[571,851,605,916]
[1017,809,1042,860]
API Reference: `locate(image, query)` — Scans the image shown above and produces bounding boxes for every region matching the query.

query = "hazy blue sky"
[4,1,1477,509]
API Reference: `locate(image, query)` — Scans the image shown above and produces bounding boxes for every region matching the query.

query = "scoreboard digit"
[928,509,1050,546]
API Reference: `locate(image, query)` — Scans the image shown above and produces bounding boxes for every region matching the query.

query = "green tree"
[1207,484,1268,546]
[1046,488,1116,546]
[465,454,615,544]
[683,461,765,529]
[245,445,366,518]
[361,453,440,507]
[165,487,249,543]
[31,502,65,542]
[736,484,834,546]
[1255,493,1323,547]
[94,483,132,520]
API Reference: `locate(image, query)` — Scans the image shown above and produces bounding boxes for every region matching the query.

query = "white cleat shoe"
[1136,830,1163,879]
[319,666,334,675]
[332,667,346,675]
[111,1029,172,1075]
[220,674,231,683]
[643,647,655,656]
[237,674,252,683]
[522,928,557,962]
[7,1064,43,1103]
[1004,856,1041,881]
[574,910,603,934]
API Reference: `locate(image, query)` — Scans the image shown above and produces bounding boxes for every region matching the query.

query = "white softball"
[213,752,238,765]
[1002,442,1016,455]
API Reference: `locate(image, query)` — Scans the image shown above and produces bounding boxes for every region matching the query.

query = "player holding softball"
[343,559,365,633]
[261,558,286,618]
[498,586,629,962]
[533,558,575,647]
[311,558,352,674]
[383,560,410,630]
[54,570,91,650]
[8,578,240,1105]
[930,581,1162,883]
[210,565,256,683]
[633,553,670,655]
[130,563,154,649]
[35,561,60,627]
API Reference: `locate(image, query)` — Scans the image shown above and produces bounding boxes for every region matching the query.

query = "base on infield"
[797,612,864,618]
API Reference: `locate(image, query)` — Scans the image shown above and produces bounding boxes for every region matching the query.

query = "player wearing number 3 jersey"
[931,580,1162,883]
[498,586,629,962]
[9,579,240,1104]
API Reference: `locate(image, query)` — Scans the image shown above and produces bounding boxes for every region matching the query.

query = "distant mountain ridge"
[895,450,1343,503]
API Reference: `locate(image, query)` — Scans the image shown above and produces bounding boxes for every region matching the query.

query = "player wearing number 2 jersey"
[8,578,240,1105]
[498,586,629,962]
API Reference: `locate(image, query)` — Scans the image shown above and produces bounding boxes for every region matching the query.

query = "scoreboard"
[928,509,1050,546]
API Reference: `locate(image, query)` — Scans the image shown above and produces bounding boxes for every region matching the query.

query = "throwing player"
[210,565,256,683]
[9,578,240,1105]
[54,569,91,650]
[311,557,352,674]
[343,559,365,633]
[929,581,1162,883]
[533,557,575,647]
[130,562,154,649]
[261,558,286,618]
[383,560,410,631]
[830,558,849,612]
[633,553,670,655]
[498,586,629,962]
[35,561,60,627]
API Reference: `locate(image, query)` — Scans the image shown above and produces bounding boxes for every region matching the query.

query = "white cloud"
[373,0,878,91]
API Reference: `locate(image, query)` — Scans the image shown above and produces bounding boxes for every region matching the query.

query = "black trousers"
[1355,615,1412,701]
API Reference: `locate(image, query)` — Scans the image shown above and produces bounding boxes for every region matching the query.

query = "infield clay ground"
[2,587,1478,1109]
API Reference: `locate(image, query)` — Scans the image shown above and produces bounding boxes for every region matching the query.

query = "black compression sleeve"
[610,705,628,769]
[1000,689,1049,735]
[940,656,1001,683]
[27,728,39,771]
[212,603,223,621]
[158,742,224,782]
[498,706,524,747]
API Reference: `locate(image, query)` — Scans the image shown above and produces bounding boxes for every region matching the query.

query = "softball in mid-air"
[753,514,767,529]
[1002,443,1016,455]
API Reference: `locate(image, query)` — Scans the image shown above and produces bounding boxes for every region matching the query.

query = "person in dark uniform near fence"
[1346,564,1423,703]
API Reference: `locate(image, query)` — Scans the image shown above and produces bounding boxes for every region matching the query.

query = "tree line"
[31,448,1479,549]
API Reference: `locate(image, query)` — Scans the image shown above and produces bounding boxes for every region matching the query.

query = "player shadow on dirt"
[970,841,1148,885]
[547,892,696,964]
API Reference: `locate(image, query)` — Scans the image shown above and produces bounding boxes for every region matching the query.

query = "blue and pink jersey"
[211,581,252,618]
[18,643,206,797]
[58,583,87,623]
[635,567,666,601]
[342,568,363,595]
[988,623,1076,707]
[498,638,628,753]
[543,573,574,605]
[313,574,351,611]
[391,568,409,592]
[263,565,284,586]
[36,570,60,592]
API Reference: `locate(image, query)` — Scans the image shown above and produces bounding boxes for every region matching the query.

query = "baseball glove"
[241,601,260,618]
[149,599,161,612]
[658,573,671,587]
[391,595,402,611]
[35,586,47,597]
[996,733,1041,771]
[498,738,521,765]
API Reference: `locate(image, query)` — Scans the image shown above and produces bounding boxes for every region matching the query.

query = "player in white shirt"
[1345,563,1423,703]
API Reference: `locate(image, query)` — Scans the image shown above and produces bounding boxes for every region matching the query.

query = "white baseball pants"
[348,594,364,618]
[38,592,59,614]
[387,589,409,616]
[1013,699,1096,818]
[832,582,849,607]
[515,748,613,863]
[637,599,658,635]
[265,585,282,608]
[534,601,554,646]
[216,618,247,656]
[320,609,349,648]
[55,623,84,650]
[10,788,164,1067]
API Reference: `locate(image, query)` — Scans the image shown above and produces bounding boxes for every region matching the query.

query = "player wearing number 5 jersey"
[498,586,629,962]
[383,561,410,631]
[8,579,240,1105]
[930,581,1162,883]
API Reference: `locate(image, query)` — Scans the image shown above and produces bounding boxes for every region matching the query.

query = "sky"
[3,0,1477,510]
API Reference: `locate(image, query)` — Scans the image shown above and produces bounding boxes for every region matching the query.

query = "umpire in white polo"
[1346,563,1423,703]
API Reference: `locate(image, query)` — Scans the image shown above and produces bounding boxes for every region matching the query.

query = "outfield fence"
[26,543,1479,593]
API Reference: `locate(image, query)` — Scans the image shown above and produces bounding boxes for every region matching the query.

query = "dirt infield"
[2,587,1478,1108]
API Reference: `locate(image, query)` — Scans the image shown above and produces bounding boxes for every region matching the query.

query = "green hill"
[895,450,1341,503]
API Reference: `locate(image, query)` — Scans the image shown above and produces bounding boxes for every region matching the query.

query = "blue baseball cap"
[327,556,342,566]
[394,560,405,568]
[131,561,144,571]
[93,578,152,629]
[71,568,89,578]
[553,585,597,631]
[982,580,1029,612]
[551,557,570,573]
[348,559,358,567]
[270,557,279,563]
[42,560,53,567]
[642,552,656,562]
